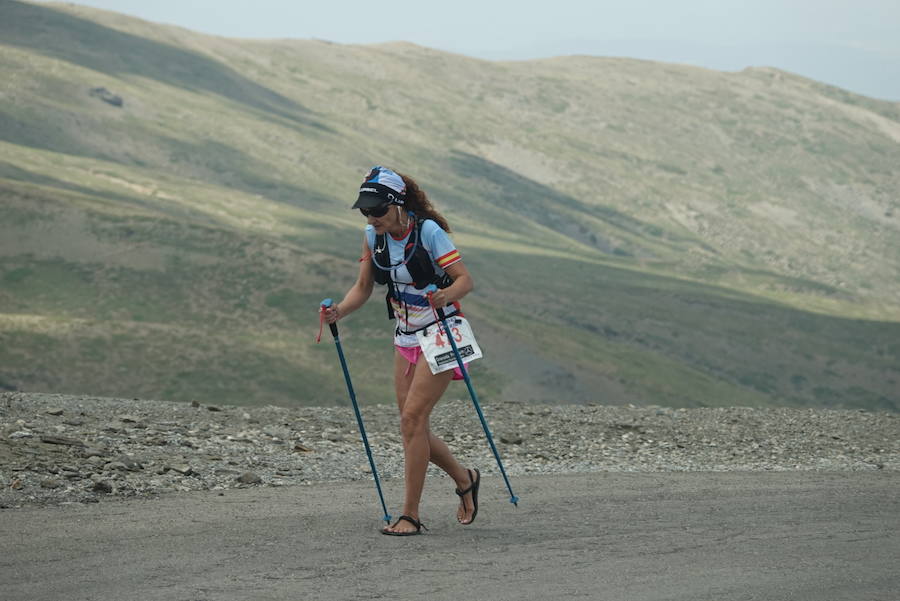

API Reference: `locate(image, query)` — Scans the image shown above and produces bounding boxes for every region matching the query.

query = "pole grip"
[423,284,446,319]
[321,298,339,337]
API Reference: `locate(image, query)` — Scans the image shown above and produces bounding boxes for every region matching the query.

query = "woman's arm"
[324,237,375,324]
[428,261,473,309]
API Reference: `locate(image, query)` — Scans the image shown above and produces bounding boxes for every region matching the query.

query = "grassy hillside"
[1,0,898,410]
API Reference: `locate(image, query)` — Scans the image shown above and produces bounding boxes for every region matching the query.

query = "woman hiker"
[322,165,480,536]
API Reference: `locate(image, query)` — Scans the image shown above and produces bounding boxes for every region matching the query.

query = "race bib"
[415,316,483,375]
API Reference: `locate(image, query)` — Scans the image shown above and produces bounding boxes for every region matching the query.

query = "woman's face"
[364,204,399,234]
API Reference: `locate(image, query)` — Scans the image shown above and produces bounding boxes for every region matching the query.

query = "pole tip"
[510,496,519,507]
[383,513,393,524]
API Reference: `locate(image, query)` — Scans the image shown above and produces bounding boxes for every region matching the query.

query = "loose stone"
[92,481,113,494]
[237,472,262,485]
[0,392,896,508]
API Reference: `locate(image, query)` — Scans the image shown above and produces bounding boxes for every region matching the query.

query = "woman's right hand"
[323,304,341,324]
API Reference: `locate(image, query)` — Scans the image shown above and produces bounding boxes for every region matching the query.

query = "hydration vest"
[371,216,453,322]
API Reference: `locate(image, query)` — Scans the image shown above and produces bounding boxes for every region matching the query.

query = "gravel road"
[2,471,898,601]
[2,392,898,600]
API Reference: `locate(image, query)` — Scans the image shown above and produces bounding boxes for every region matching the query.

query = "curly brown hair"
[398,173,451,232]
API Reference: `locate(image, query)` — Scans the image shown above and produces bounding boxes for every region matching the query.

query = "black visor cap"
[352,192,388,209]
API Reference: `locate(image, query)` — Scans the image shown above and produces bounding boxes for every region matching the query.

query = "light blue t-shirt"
[366,216,462,346]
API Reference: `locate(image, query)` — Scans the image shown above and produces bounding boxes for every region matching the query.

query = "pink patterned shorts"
[396,345,465,380]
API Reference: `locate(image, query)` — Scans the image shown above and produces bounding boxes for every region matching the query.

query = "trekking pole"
[318,299,392,524]
[424,285,519,506]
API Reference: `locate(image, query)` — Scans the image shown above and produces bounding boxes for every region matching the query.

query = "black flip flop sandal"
[381,514,427,536]
[455,468,480,525]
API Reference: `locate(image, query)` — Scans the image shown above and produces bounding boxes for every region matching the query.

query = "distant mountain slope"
[1,0,898,410]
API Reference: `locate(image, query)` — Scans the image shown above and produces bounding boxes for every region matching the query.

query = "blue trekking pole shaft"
[320,299,391,523]
[424,286,519,506]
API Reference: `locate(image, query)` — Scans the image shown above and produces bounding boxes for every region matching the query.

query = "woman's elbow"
[461,274,474,296]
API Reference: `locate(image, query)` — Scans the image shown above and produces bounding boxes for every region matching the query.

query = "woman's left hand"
[428,289,448,308]
[431,262,472,310]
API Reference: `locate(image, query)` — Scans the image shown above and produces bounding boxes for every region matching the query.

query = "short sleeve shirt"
[365,217,462,347]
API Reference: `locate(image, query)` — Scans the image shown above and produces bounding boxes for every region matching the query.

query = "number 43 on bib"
[416,316,484,375]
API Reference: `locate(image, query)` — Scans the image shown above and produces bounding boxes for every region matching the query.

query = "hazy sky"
[34,0,900,100]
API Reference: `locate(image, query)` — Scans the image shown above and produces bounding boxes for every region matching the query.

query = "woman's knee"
[399,406,429,437]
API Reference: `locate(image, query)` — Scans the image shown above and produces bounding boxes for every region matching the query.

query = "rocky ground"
[1,391,898,509]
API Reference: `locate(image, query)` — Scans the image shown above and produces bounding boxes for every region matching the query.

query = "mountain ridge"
[1,0,898,410]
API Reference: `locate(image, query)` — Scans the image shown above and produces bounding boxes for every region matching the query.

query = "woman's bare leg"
[386,351,476,532]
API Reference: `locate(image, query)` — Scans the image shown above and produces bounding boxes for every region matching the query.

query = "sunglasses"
[359,204,391,218]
